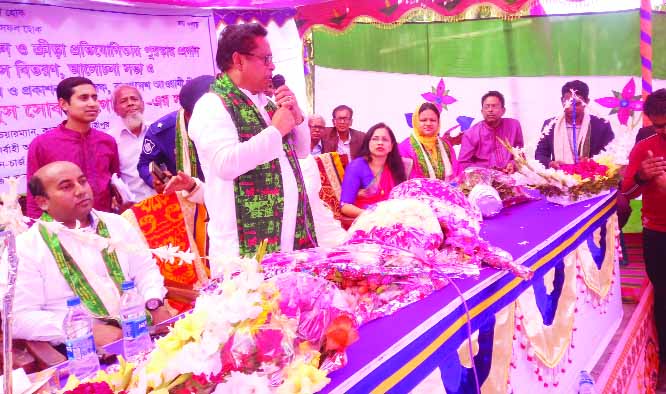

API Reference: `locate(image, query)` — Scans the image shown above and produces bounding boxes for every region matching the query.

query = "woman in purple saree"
[340,123,408,218]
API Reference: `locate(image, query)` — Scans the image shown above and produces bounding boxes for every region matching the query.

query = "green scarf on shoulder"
[211,74,317,256]
[39,212,125,317]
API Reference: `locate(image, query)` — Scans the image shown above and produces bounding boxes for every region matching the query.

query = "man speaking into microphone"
[188,23,317,261]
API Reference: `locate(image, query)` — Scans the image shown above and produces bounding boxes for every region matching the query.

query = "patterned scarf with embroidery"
[211,74,317,256]
[175,108,200,179]
[410,134,449,180]
[39,212,125,317]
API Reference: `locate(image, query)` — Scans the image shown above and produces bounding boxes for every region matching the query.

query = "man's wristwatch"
[634,172,648,186]
[146,298,163,311]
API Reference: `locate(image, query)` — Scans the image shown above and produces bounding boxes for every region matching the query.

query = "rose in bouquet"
[498,137,620,202]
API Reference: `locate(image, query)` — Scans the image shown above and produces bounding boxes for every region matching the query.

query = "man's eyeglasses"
[240,52,273,65]
[334,117,351,123]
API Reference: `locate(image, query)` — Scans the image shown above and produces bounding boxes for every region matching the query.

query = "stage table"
[322,192,621,394]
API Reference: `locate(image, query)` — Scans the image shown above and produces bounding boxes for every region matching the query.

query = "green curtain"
[314,10,663,78]
[654,12,666,79]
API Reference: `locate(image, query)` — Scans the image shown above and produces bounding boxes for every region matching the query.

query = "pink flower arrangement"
[559,160,609,180]
[63,382,116,394]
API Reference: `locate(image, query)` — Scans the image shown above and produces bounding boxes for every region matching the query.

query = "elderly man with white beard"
[110,85,155,202]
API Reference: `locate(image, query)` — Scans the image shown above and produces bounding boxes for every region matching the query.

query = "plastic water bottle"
[64,297,100,379]
[120,280,152,361]
[578,370,597,394]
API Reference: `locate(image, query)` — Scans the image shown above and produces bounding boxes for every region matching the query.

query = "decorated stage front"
[322,193,623,393]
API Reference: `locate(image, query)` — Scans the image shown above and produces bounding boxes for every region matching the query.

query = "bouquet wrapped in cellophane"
[262,180,532,327]
[498,137,621,204]
[459,166,538,208]
[62,256,358,394]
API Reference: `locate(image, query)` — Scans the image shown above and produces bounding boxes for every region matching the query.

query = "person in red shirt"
[26,77,120,218]
[621,88,666,387]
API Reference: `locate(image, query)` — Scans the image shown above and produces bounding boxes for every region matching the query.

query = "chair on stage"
[121,193,209,313]
[313,152,355,229]
[0,327,66,374]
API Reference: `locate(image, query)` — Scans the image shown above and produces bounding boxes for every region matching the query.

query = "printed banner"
[0,1,217,192]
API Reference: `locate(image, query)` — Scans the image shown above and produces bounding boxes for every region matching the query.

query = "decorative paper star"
[594,78,643,126]
[421,78,457,112]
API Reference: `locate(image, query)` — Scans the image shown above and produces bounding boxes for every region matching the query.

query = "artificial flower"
[595,78,643,126]
[421,78,457,112]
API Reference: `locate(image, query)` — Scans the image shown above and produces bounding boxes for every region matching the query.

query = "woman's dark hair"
[644,88,666,118]
[418,102,440,118]
[357,122,406,185]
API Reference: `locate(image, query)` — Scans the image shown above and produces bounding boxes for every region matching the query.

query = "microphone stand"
[1,229,18,394]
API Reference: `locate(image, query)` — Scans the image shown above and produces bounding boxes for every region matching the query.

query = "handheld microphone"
[271,74,316,247]
[271,74,285,89]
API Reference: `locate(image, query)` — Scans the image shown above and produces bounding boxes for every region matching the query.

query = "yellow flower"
[156,332,184,354]
[89,356,135,391]
[62,375,81,391]
[145,348,170,379]
[171,310,207,343]
[277,359,330,394]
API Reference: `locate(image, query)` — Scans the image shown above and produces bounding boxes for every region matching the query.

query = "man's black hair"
[28,176,47,198]
[56,77,95,102]
[332,105,353,119]
[481,91,505,108]
[644,88,666,118]
[561,80,589,101]
[215,23,268,72]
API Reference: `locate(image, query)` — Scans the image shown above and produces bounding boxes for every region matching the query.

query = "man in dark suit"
[321,104,365,160]
[535,80,614,168]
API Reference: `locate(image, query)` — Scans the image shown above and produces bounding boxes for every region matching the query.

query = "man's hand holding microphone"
[270,74,304,137]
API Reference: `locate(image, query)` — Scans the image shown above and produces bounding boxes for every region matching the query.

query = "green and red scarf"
[212,74,317,257]
[175,108,200,179]
[39,212,125,318]
[409,134,452,180]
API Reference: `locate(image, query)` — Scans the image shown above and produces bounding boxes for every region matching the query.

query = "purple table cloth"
[321,192,617,394]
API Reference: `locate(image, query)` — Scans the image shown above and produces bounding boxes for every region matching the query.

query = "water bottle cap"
[66,296,81,307]
[121,280,135,291]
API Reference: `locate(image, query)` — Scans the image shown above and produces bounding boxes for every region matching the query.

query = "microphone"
[271,74,285,89]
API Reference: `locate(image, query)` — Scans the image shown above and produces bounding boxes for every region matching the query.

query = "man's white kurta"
[0,210,166,343]
[188,89,310,260]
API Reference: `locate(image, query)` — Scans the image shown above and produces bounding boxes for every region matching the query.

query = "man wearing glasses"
[188,23,317,261]
[321,104,365,160]
[458,90,524,173]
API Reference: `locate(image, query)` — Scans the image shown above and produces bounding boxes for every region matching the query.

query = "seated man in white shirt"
[110,85,155,202]
[4,161,169,347]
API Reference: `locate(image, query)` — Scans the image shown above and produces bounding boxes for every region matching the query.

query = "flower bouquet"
[499,138,621,205]
[261,242,445,324]
[389,179,532,280]
[459,167,537,208]
[61,256,355,394]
